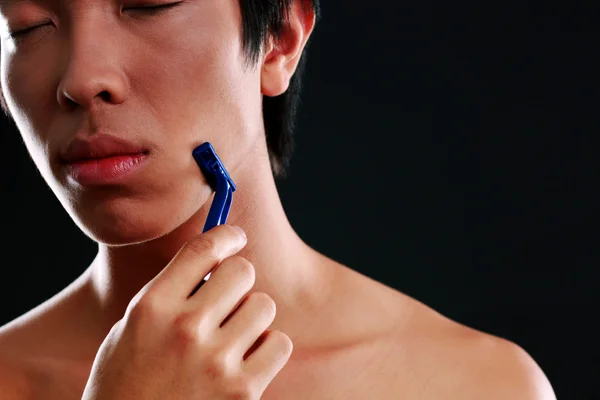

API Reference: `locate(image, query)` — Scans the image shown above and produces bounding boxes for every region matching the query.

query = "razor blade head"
[192,142,237,192]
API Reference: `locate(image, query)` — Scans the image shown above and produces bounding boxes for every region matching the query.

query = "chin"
[73,213,175,246]
[67,191,209,247]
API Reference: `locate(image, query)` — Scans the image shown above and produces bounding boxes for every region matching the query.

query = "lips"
[60,133,149,164]
[59,133,151,185]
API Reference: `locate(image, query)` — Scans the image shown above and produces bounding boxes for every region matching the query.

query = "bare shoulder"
[0,352,34,400]
[0,315,42,400]
[0,319,91,400]
[0,284,89,400]
[460,333,557,400]
[385,292,557,400]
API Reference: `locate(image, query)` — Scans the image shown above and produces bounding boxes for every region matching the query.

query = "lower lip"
[64,153,149,185]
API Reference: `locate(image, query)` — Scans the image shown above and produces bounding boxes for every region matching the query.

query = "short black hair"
[239,0,321,177]
[0,0,321,177]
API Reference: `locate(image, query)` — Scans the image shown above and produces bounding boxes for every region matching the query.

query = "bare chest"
[32,365,399,400]
[27,360,90,400]
[262,369,400,400]
[261,342,402,400]
[30,339,403,400]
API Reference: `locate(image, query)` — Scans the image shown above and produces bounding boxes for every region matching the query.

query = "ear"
[260,1,316,97]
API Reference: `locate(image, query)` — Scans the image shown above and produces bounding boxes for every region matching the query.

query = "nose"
[57,27,129,110]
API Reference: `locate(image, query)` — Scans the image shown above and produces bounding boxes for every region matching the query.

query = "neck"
[80,140,335,349]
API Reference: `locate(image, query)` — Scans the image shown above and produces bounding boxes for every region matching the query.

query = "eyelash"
[127,2,183,15]
[8,2,183,40]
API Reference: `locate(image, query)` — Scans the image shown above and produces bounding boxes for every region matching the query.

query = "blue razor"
[191,142,236,289]
[192,142,237,233]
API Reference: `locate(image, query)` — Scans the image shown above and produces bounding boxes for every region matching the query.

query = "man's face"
[0,0,265,244]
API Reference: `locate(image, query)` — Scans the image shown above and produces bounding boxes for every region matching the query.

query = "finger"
[186,256,256,329]
[220,292,276,356]
[243,330,293,391]
[148,224,248,301]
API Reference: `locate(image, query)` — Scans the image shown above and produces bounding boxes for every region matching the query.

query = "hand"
[82,224,292,400]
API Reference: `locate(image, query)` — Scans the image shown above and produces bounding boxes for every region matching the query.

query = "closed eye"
[7,2,183,41]
[124,2,184,15]
[8,22,51,40]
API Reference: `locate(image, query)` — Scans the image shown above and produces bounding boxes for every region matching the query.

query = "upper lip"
[60,133,148,163]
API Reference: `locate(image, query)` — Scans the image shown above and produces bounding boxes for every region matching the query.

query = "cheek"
[137,30,262,170]
[2,44,55,119]
[199,57,263,174]
[1,49,57,176]
[1,64,44,175]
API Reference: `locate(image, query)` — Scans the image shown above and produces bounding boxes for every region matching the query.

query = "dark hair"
[239,0,321,177]
[0,0,321,177]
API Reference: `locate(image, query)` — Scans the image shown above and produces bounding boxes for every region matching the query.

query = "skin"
[0,0,556,398]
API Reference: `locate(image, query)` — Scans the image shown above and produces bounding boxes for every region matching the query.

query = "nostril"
[98,91,111,102]
[59,90,78,108]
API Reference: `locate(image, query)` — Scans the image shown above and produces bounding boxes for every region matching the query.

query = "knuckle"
[171,313,201,348]
[109,319,124,335]
[127,292,164,323]
[202,360,228,381]
[203,349,234,380]
[228,374,257,400]
[248,292,276,318]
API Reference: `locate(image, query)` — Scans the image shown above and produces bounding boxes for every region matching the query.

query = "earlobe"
[260,38,289,97]
[260,2,316,97]
[261,50,291,97]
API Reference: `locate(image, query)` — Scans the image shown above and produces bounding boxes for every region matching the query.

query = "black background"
[1,1,597,398]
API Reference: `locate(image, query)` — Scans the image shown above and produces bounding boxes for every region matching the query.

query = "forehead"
[0,0,31,5]
[0,0,100,13]
[0,0,41,9]
[0,0,80,8]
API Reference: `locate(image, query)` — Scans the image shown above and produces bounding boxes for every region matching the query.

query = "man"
[0,0,555,398]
